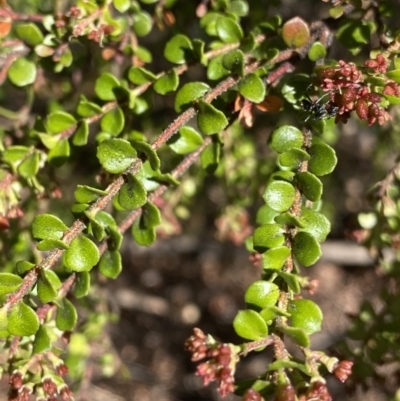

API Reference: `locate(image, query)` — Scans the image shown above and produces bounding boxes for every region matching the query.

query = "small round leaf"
[32,325,51,354]
[100,107,125,136]
[233,310,268,340]
[74,272,91,299]
[299,208,331,242]
[245,281,280,309]
[197,100,228,135]
[8,302,40,336]
[263,180,296,212]
[56,298,77,331]
[97,138,137,174]
[95,73,121,101]
[118,176,147,210]
[288,299,323,335]
[8,58,37,87]
[238,73,266,103]
[269,125,304,154]
[164,34,193,64]
[308,141,337,176]
[282,17,310,48]
[15,23,44,46]
[64,235,100,272]
[253,224,285,253]
[216,17,243,43]
[154,70,179,95]
[292,232,322,267]
[99,250,122,279]
[168,126,204,154]
[261,246,291,270]
[174,82,210,113]
[132,11,152,37]
[32,214,68,241]
[295,172,323,202]
[0,273,23,296]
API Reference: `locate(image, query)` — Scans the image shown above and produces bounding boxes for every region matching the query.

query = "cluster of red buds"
[87,24,115,43]
[317,55,399,126]
[185,328,239,397]
[298,381,332,401]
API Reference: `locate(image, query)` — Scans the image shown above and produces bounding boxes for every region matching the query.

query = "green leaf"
[37,239,68,251]
[261,246,290,270]
[288,299,323,335]
[228,0,249,16]
[16,260,35,275]
[276,326,310,347]
[222,49,245,76]
[201,140,221,173]
[277,271,301,293]
[75,185,108,204]
[56,298,77,331]
[74,272,91,298]
[336,20,371,52]
[292,232,322,267]
[97,138,137,174]
[64,235,100,272]
[278,148,310,169]
[15,23,44,46]
[299,208,330,242]
[37,270,61,303]
[8,58,37,87]
[386,69,400,84]
[77,98,103,117]
[48,139,70,167]
[263,180,296,212]
[197,100,228,135]
[128,66,156,84]
[17,152,39,178]
[164,34,194,64]
[118,176,147,210]
[100,107,125,136]
[2,146,29,163]
[207,54,230,81]
[113,0,130,13]
[131,140,160,171]
[274,212,303,227]
[233,310,268,340]
[281,17,310,48]
[269,125,304,154]
[245,281,280,310]
[308,41,326,61]
[216,17,243,43]
[0,308,7,331]
[99,250,122,279]
[132,11,152,37]
[295,172,323,202]
[175,82,210,113]
[46,111,77,134]
[95,73,121,101]
[8,302,40,336]
[32,325,51,354]
[238,73,266,103]
[153,70,179,95]
[142,201,161,227]
[253,224,285,253]
[73,120,89,146]
[132,221,156,246]
[32,214,68,241]
[308,140,337,176]
[168,126,204,154]
[0,273,23,296]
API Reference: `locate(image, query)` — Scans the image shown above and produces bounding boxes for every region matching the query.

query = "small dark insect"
[300,91,339,122]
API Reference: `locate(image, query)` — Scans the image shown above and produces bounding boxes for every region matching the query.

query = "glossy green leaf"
[142,201,162,227]
[261,246,291,270]
[292,232,322,267]
[56,298,77,331]
[8,58,37,87]
[253,224,285,253]
[132,221,156,246]
[277,271,301,293]
[16,261,35,275]
[174,82,210,113]
[256,204,280,225]
[278,148,310,169]
[269,125,304,154]
[37,239,68,251]
[201,140,221,173]
[95,73,121,101]
[207,55,230,81]
[128,66,156,84]
[233,310,268,340]
[308,41,326,61]
[134,45,152,63]
[222,49,245,76]
[48,139,70,167]
[263,180,296,212]
[77,98,102,117]
[154,70,179,95]
[37,270,61,303]
[32,214,68,241]
[216,17,243,43]
[228,0,249,16]
[73,120,89,146]
[164,34,193,64]
[245,281,280,310]
[131,140,160,171]
[97,138,137,174]
[32,325,51,354]
[2,146,29,163]
[100,107,125,136]
[8,302,40,336]
[276,326,310,347]
[238,73,266,103]
[132,11,152,37]
[74,272,91,298]
[113,0,130,12]
[46,111,77,134]
[197,100,228,135]
[64,235,100,272]
[38,133,59,149]
[308,141,337,176]
[15,23,44,46]
[288,299,323,335]
[282,17,310,48]
[295,172,323,202]
[336,20,371,52]
[88,218,105,241]
[168,126,204,154]
[274,212,303,227]
[118,176,147,210]
[299,208,331,242]
[0,273,23,296]
[75,185,108,204]
[99,250,122,279]
[17,152,39,178]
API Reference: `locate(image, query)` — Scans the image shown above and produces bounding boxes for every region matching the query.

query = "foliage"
[0,0,400,400]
